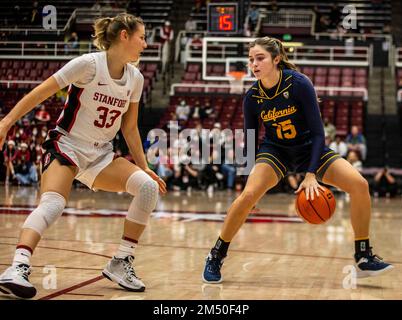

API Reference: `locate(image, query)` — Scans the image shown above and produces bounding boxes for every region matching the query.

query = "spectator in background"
[191,100,201,120]
[0,31,8,45]
[323,117,336,141]
[203,101,214,120]
[28,1,41,26]
[165,113,182,132]
[35,104,51,123]
[160,21,174,74]
[193,0,204,13]
[155,149,173,183]
[64,32,80,55]
[14,143,38,186]
[346,125,367,160]
[267,0,279,12]
[373,167,398,198]
[329,3,342,29]
[3,140,17,184]
[15,142,31,164]
[13,125,29,144]
[185,16,197,32]
[221,149,236,190]
[189,33,202,50]
[329,135,348,157]
[209,122,224,145]
[13,5,23,27]
[346,150,362,172]
[91,0,102,10]
[247,5,260,33]
[34,125,48,147]
[176,100,191,121]
[313,6,330,33]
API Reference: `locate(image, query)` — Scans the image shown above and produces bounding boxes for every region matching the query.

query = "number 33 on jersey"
[56,51,143,144]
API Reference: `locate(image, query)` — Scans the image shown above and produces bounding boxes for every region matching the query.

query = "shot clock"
[207,3,238,34]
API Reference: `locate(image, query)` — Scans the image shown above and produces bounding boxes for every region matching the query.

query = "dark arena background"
[0,0,402,308]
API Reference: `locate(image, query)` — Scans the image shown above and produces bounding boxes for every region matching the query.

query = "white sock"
[12,248,32,266]
[115,237,137,259]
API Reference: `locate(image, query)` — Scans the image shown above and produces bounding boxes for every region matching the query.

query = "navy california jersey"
[244,68,340,179]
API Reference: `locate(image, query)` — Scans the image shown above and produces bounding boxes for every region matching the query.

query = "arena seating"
[0,0,172,31]
[0,59,160,107]
[158,92,365,141]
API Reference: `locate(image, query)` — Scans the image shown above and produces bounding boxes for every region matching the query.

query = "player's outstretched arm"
[0,76,60,148]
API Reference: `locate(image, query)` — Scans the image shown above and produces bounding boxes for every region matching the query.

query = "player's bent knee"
[345,177,369,194]
[138,179,159,212]
[22,192,66,235]
[355,177,369,193]
[240,190,258,205]
[126,178,159,225]
[126,170,153,196]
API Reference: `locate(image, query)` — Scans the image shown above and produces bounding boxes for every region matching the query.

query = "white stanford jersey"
[56,52,143,144]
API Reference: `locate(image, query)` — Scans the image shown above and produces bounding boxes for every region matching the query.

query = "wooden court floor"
[0,186,401,300]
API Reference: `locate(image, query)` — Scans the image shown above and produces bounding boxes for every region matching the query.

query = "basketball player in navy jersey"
[203,37,393,283]
[0,13,166,299]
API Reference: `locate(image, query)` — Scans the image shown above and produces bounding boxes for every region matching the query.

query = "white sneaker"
[0,264,37,299]
[102,256,145,292]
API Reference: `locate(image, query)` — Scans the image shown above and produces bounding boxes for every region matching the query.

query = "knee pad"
[126,171,159,225]
[22,192,66,236]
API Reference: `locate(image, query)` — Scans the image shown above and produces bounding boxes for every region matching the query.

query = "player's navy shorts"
[255,141,342,181]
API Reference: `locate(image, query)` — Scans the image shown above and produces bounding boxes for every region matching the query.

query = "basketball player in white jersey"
[0,13,166,299]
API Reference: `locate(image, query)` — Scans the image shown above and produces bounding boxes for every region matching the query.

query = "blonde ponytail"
[93,13,144,51]
[93,17,113,50]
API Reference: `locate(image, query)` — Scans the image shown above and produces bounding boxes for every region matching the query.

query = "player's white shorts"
[41,129,115,190]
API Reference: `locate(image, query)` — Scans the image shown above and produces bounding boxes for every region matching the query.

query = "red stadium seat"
[328,67,341,77]
[327,76,340,87]
[314,75,326,86]
[342,68,354,76]
[315,67,328,76]
[354,68,367,77]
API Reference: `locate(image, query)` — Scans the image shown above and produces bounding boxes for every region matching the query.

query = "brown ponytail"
[249,37,297,71]
[93,13,144,50]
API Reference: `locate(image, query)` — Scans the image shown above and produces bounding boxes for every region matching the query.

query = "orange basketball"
[295,186,336,224]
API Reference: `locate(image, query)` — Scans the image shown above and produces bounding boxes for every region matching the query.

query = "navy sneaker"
[202,249,225,283]
[354,248,394,278]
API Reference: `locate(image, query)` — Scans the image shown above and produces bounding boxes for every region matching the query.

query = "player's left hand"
[144,168,167,195]
[295,172,325,201]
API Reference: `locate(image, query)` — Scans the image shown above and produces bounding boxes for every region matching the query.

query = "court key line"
[39,275,105,300]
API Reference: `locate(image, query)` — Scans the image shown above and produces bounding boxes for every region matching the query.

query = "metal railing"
[261,10,314,28]
[0,41,162,61]
[0,80,41,89]
[188,37,373,81]
[170,83,368,100]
